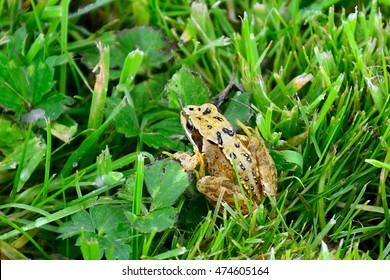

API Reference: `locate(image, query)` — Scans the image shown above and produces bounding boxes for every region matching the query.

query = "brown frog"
[174,103,277,213]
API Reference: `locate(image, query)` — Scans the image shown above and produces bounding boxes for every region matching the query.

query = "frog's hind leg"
[197,176,256,213]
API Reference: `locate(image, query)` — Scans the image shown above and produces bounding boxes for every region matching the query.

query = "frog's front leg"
[197,176,257,213]
[172,149,205,179]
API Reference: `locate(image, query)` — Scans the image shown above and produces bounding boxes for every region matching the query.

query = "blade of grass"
[142,228,157,258]
[379,148,390,230]
[11,124,33,202]
[0,216,51,259]
[313,73,344,134]
[43,118,52,199]
[0,240,29,260]
[0,197,98,241]
[309,215,337,252]
[150,247,187,260]
[87,42,110,134]
[130,153,145,260]
[59,0,70,95]
[59,98,125,177]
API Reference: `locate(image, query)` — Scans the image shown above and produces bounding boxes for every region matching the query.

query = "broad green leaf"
[7,27,26,58]
[106,97,139,138]
[0,57,55,113]
[82,28,172,79]
[90,205,128,235]
[116,27,172,70]
[46,54,69,67]
[29,59,56,103]
[166,66,210,109]
[0,27,68,120]
[0,55,27,112]
[124,160,189,233]
[140,109,178,127]
[34,91,70,124]
[59,205,131,260]
[58,210,95,239]
[223,92,252,130]
[0,119,27,156]
[145,159,189,211]
[117,175,136,201]
[131,73,169,110]
[100,232,130,260]
[0,58,31,113]
[126,206,178,233]
[142,117,185,151]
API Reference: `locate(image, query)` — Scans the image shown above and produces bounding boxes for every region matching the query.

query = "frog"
[173,103,277,213]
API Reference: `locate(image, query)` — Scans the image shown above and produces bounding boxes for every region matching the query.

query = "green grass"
[0,0,389,260]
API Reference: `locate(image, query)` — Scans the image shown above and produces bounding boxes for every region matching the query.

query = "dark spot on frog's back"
[222,127,234,136]
[188,106,194,111]
[252,170,257,179]
[213,116,224,122]
[207,125,212,129]
[216,131,223,146]
[203,107,212,115]
[243,153,252,163]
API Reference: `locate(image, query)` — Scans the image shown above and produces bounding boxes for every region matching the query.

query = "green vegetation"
[0,0,389,260]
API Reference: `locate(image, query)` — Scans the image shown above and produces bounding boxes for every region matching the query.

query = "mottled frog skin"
[174,103,277,213]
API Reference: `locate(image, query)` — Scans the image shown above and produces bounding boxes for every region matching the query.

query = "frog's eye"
[186,119,195,131]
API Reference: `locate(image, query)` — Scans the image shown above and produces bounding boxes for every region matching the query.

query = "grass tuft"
[0,0,389,260]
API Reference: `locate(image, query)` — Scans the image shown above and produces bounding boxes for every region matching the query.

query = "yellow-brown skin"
[174,103,277,213]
